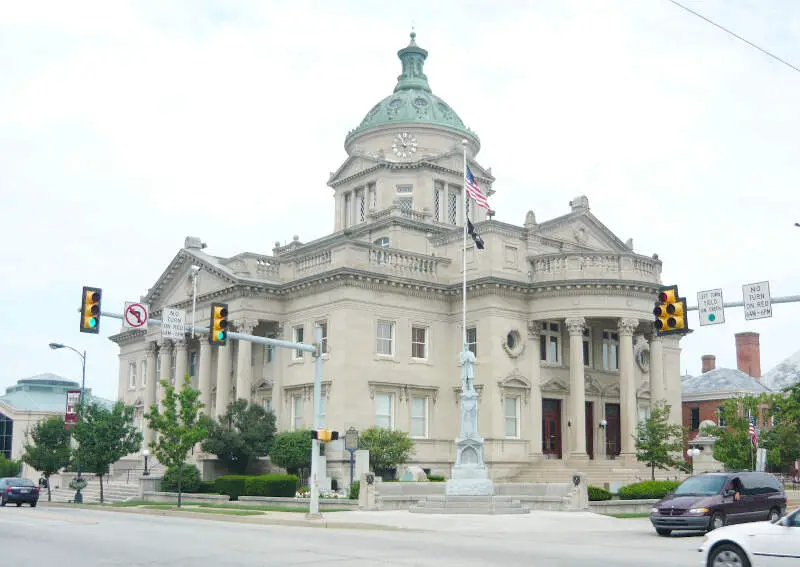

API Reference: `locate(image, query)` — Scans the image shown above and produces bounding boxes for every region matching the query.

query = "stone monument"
[445,349,495,496]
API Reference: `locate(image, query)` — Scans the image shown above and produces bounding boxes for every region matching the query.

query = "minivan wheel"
[708,543,750,567]
[655,528,672,536]
[709,512,726,531]
[768,508,781,522]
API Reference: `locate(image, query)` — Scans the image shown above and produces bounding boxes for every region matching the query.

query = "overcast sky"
[1,0,799,402]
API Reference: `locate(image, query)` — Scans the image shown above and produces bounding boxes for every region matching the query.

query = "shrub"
[197,480,218,494]
[215,475,249,500]
[588,486,612,501]
[244,474,299,497]
[0,455,21,477]
[617,480,680,500]
[160,464,201,493]
[349,480,360,500]
[427,475,445,482]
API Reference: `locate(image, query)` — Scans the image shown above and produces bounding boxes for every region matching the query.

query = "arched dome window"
[373,237,390,248]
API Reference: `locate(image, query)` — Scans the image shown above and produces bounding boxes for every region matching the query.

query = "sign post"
[122,302,149,330]
[697,289,725,326]
[344,427,359,487]
[743,281,773,321]
[161,307,187,340]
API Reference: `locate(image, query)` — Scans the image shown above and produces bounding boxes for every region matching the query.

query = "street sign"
[697,289,725,326]
[161,307,187,340]
[65,390,81,428]
[743,281,773,321]
[122,302,149,329]
[344,427,359,452]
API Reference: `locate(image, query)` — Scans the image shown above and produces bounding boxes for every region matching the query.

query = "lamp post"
[142,449,150,476]
[687,447,701,474]
[49,342,87,503]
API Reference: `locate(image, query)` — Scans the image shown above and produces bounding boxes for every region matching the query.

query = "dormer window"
[374,237,390,248]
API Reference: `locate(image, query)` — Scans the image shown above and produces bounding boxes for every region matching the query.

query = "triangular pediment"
[637,380,651,398]
[327,154,384,186]
[498,369,531,390]
[585,375,603,395]
[603,383,621,398]
[537,210,630,253]
[145,249,239,313]
[540,376,569,393]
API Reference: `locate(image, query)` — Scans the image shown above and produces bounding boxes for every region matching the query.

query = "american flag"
[465,166,491,210]
[749,415,759,447]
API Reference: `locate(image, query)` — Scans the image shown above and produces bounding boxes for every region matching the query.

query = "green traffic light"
[217,331,224,341]
[89,318,97,328]
[708,314,716,322]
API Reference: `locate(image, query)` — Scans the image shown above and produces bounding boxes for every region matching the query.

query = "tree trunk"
[651,464,655,481]
[177,463,183,508]
[100,474,105,503]
[46,475,51,502]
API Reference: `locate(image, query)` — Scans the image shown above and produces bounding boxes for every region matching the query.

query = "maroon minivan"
[649,471,786,536]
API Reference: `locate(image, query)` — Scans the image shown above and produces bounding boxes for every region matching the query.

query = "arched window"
[373,237,390,248]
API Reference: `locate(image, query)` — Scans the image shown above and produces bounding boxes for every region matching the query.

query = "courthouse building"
[110,33,683,484]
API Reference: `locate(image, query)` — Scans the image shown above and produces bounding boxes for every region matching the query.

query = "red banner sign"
[65,390,81,428]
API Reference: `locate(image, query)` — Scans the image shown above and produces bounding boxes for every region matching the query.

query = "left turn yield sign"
[123,302,149,329]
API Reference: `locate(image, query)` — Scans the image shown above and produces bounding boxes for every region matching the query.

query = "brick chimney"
[735,332,761,378]
[701,355,716,373]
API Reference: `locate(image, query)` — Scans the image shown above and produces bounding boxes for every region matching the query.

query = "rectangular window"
[466,327,477,357]
[292,395,303,431]
[434,181,443,221]
[316,321,329,354]
[448,191,458,224]
[357,189,365,222]
[398,197,413,212]
[582,327,592,367]
[190,351,197,376]
[140,360,147,387]
[376,321,395,356]
[264,397,273,413]
[155,357,161,375]
[375,393,394,429]
[293,326,304,360]
[266,340,274,364]
[411,326,428,360]
[368,183,376,209]
[128,362,136,389]
[411,396,428,438]
[690,407,700,430]
[396,184,413,194]
[539,321,561,363]
[602,330,620,371]
[343,192,352,227]
[717,406,727,427]
[504,396,520,438]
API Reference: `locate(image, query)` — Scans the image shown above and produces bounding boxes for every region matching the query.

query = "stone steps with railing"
[46,480,141,504]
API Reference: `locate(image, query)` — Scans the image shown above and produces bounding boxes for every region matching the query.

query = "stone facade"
[109,33,684,485]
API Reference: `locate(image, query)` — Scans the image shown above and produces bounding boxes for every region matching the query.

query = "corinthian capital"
[526,320,541,339]
[173,338,188,350]
[157,338,173,351]
[564,317,586,336]
[617,318,639,337]
[234,318,258,335]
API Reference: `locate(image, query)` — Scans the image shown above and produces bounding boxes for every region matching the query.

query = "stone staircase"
[410,495,530,515]
[46,478,142,504]
[510,457,688,487]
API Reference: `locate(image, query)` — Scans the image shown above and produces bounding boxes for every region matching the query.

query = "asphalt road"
[0,506,704,566]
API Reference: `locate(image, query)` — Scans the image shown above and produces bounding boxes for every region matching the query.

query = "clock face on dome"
[392,132,418,160]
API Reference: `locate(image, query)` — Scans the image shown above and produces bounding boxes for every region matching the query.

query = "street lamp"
[142,449,150,476]
[49,342,87,503]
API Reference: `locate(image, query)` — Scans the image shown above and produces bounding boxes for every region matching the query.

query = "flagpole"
[462,139,468,352]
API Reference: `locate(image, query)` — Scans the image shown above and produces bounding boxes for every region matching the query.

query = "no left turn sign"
[123,302,149,329]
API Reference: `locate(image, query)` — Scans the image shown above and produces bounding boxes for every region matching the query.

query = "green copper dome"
[346,32,479,142]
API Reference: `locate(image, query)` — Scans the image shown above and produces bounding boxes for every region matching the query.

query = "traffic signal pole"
[684,294,800,311]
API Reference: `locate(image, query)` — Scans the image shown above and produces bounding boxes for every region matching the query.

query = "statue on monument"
[460,348,476,392]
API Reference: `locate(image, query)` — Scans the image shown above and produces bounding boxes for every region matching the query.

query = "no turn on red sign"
[123,302,149,329]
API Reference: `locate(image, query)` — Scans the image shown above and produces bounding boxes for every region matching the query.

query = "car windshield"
[673,475,726,496]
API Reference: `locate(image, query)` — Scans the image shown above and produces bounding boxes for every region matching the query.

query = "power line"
[666,0,800,74]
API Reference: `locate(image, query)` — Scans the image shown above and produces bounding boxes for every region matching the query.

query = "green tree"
[145,375,207,507]
[0,454,22,477]
[761,383,800,471]
[201,399,277,474]
[359,426,414,477]
[72,401,142,503]
[704,396,761,471]
[269,430,312,478]
[634,402,687,480]
[21,416,72,501]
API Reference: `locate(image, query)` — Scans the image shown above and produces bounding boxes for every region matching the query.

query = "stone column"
[526,320,543,458]
[143,341,158,447]
[173,339,188,390]
[234,319,257,403]
[649,333,665,406]
[197,340,213,416]
[215,342,232,418]
[618,318,639,457]
[565,317,587,458]
[157,339,173,410]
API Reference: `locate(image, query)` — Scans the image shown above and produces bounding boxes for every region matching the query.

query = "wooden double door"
[542,399,615,460]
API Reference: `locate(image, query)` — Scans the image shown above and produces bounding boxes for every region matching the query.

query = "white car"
[698,506,799,566]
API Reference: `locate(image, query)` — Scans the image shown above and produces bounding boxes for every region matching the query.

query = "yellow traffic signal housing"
[209,302,229,345]
[312,429,339,442]
[653,285,689,336]
[79,286,102,334]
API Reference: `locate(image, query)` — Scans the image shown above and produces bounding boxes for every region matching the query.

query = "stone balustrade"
[528,253,661,284]
[367,245,443,279]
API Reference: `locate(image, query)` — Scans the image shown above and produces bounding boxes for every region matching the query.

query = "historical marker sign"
[122,302,149,329]
[743,281,772,321]
[697,289,725,326]
[161,307,187,339]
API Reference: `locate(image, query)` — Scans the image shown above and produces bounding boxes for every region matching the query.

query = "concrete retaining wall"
[143,491,230,504]
[588,499,659,515]
[236,496,358,510]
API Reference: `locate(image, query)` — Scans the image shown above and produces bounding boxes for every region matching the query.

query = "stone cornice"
[431,219,524,246]
[108,328,148,345]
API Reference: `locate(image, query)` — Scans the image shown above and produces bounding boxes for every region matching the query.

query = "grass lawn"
[140,504,263,516]
[109,500,351,513]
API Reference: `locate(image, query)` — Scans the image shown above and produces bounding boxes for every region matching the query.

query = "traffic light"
[311,429,339,442]
[209,302,229,345]
[653,285,689,335]
[79,286,102,333]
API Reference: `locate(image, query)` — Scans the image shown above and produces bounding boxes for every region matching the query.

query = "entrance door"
[605,403,621,458]
[585,402,594,460]
[542,399,562,458]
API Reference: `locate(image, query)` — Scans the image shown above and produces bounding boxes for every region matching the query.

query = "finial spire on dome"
[394,30,431,93]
